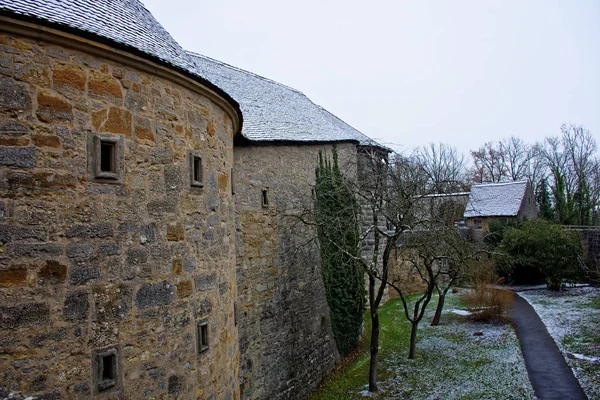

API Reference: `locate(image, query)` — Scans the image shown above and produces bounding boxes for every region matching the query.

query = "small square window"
[197,320,209,354]
[261,189,269,208]
[92,346,121,394]
[189,152,203,188]
[90,134,123,182]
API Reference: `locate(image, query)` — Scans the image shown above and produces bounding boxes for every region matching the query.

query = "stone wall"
[579,229,600,266]
[0,32,238,399]
[516,182,537,221]
[233,143,358,400]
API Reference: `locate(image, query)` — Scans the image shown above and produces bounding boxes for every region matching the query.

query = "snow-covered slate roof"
[188,52,384,147]
[464,180,528,218]
[0,0,239,115]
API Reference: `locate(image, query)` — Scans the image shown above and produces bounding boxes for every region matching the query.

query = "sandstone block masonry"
[233,143,359,400]
[0,32,238,400]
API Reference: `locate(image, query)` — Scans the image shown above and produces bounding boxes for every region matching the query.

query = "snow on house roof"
[187,52,385,148]
[0,0,240,115]
[464,180,528,218]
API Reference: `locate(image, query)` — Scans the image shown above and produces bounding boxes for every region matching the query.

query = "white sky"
[142,0,600,156]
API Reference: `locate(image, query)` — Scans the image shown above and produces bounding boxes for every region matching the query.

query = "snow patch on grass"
[377,295,535,399]
[449,308,472,316]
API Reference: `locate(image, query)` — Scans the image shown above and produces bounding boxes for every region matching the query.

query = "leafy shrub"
[499,219,583,290]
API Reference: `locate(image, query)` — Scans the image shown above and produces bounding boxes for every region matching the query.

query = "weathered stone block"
[176,280,193,298]
[0,54,12,76]
[0,302,49,328]
[8,243,63,257]
[172,258,183,274]
[36,91,73,122]
[167,222,185,241]
[194,272,217,291]
[183,258,196,273]
[0,147,36,169]
[73,381,90,394]
[39,260,67,283]
[164,165,183,192]
[88,70,122,100]
[0,77,31,110]
[126,247,147,265]
[0,266,27,287]
[168,375,182,395]
[32,134,61,148]
[140,223,156,244]
[135,125,154,141]
[67,242,95,261]
[148,148,173,165]
[92,284,132,321]
[33,172,78,189]
[98,242,121,255]
[66,223,112,238]
[0,121,29,135]
[218,172,229,192]
[135,281,175,309]
[15,63,51,87]
[53,63,86,91]
[0,225,46,242]
[69,267,101,285]
[96,107,132,135]
[147,199,176,216]
[63,290,89,321]
[30,328,67,347]
[194,297,212,316]
[0,136,30,146]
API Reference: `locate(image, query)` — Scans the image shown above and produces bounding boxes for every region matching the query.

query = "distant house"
[464,180,537,231]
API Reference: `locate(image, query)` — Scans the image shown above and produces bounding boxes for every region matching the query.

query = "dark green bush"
[499,219,583,290]
[315,147,365,356]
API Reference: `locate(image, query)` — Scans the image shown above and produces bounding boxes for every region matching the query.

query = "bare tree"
[500,136,531,181]
[416,143,467,193]
[470,141,507,183]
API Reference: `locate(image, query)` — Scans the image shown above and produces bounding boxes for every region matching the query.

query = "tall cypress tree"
[536,178,554,221]
[315,147,365,357]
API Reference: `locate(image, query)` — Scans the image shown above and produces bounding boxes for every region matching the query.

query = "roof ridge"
[473,180,528,187]
[186,50,305,96]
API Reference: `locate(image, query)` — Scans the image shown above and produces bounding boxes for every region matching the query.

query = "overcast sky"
[142,0,600,156]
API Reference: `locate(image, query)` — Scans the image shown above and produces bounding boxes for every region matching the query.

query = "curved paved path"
[509,292,587,400]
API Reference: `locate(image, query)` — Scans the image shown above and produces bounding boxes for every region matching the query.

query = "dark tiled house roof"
[188,52,384,147]
[464,180,529,218]
[0,0,383,147]
[0,0,241,116]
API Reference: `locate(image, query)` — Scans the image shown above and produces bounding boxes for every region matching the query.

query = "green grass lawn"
[310,290,534,400]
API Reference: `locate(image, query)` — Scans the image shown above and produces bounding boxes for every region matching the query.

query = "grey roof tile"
[464,180,528,218]
[187,52,383,147]
[0,0,239,114]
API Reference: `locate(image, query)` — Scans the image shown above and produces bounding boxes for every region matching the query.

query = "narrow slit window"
[189,152,203,187]
[197,321,209,353]
[93,347,120,393]
[100,141,115,173]
[102,354,115,380]
[261,189,269,208]
[92,134,121,181]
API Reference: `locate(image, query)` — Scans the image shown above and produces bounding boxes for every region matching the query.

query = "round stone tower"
[0,2,241,399]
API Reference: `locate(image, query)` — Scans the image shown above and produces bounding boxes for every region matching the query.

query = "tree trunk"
[431,293,446,326]
[408,321,418,359]
[368,312,380,392]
